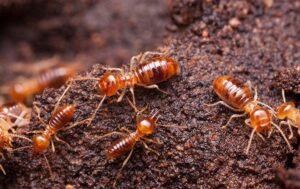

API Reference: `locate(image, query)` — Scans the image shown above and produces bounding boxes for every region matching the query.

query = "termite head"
[98,72,120,96]
[32,135,50,156]
[137,117,156,135]
[250,106,272,133]
[276,102,295,120]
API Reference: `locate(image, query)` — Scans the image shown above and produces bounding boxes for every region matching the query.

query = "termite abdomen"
[213,75,253,110]
[32,105,75,155]
[133,57,181,85]
[47,105,75,133]
[107,133,137,160]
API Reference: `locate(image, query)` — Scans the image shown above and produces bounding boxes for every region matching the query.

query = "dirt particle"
[264,0,274,8]
[229,18,241,28]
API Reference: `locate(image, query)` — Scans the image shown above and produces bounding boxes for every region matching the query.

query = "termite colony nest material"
[0,0,300,188]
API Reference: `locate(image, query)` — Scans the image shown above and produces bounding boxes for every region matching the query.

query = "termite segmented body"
[107,117,155,160]
[9,65,77,102]
[207,75,291,154]
[99,56,181,97]
[32,105,75,155]
[213,76,253,110]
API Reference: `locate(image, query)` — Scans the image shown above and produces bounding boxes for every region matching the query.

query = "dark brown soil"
[1,0,300,189]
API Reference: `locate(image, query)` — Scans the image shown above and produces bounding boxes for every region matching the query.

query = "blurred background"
[0,0,171,94]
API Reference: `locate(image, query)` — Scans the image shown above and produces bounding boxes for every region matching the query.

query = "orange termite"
[69,51,181,125]
[206,75,291,154]
[9,64,79,102]
[22,104,75,178]
[275,89,300,138]
[98,109,186,187]
[32,104,75,156]
[0,118,32,175]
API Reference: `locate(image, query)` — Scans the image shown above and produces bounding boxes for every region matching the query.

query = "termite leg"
[282,89,287,103]
[0,164,6,175]
[0,153,5,160]
[244,119,265,141]
[26,130,43,134]
[138,84,170,95]
[87,95,106,127]
[271,122,292,151]
[33,104,48,127]
[117,89,126,103]
[245,128,256,154]
[204,101,242,112]
[63,118,91,131]
[12,145,32,152]
[71,77,99,82]
[101,66,123,72]
[222,113,247,129]
[268,128,273,138]
[8,134,32,143]
[139,51,166,63]
[43,154,53,179]
[141,141,160,156]
[97,131,126,140]
[125,96,139,113]
[55,135,71,148]
[141,137,162,145]
[51,140,55,153]
[119,127,130,133]
[113,148,134,188]
[129,87,136,106]
[130,55,139,70]
[279,120,294,139]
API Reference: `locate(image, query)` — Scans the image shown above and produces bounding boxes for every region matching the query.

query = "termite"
[206,75,291,154]
[275,89,300,139]
[28,103,89,177]
[9,63,80,102]
[65,51,181,125]
[32,104,76,156]
[27,104,77,177]
[98,107,186,187]
[0,118,32,175]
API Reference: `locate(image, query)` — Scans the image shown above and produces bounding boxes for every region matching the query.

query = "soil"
[0,0,300,189]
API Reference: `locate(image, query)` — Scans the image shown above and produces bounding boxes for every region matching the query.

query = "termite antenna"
[43,154,53,179]
[245,129,256,154]
[151,110,160,119]
[282,89,287,103]
[257,101,276,115]
[125,96,139,113]
[271,122,292,151]
[53,80,73,112]
[87,95,106,126]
